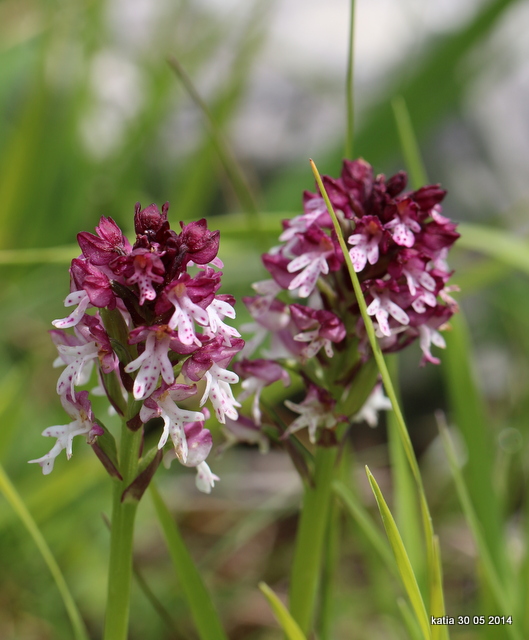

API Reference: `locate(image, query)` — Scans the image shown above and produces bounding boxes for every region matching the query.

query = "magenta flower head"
[31,202,243,494]
[235,158,459,450]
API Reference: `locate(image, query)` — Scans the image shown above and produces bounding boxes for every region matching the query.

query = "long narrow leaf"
[437,417,522,640]
[0,464,89,640]
[333,479,396,574]
[442,313,507,579]
[149,483,229,640]
[259,582,307,640]
[457,222,529,274]
[390,98,449,636]
[397,598,426,640]
[391,96,428,188]
[366,466,431,640]
[430,536,449,640]
[310,158,437,609]
[386,357,425,591]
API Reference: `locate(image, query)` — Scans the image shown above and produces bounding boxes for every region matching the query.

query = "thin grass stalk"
[259,582,308,640]
[391,96,428,189]
[397,598,426,640]
[0,464,90,640]
[333,479,397,574]
[310,158,437,614]
[167,55,259,221]
[345,0,356,158]
[366,467,431,640]
[431,536,450,640]
[386,356,425,589]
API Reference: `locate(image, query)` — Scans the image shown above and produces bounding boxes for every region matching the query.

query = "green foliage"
[1,1,528,638]
[259,582,307,640]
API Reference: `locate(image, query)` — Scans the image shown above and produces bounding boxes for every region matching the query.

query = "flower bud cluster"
[30,203,244,493]
[234,159,459,445]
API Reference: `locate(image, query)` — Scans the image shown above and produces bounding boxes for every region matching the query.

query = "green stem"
[318,478,340,639]
[289,446,338,636]
[103,406,143,640]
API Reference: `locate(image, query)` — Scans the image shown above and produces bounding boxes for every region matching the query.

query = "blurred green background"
[1,0,529,638]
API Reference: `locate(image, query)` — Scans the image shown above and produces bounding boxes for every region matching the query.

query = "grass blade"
[430,535,449,640]
[259,582,307,640]
[386,356,425,591]
[397,598,426,640]
[333,479,396,574]
[366,466,431,640]
[457,223,529,275]
[391,96,428,188]
[0,464,89,640]
[149,483,229,640]
[345,0,355,158]
[167,54,259,219]
[436,416,522,640]
[441,313,506,578]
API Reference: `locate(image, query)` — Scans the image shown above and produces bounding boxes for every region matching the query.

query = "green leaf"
[457,222,529,275]
[386,356,425,591]
[259,582,307,640]
[366,466,431,640]
[91,419,122,481]
[149,483,229,640]
[430,536,450,640]
[333,479,396,575]
[0,464,90,640]
[397,598,425,640]
[441,312,507,578]
[437,419,523,640]
[391,95,428,188]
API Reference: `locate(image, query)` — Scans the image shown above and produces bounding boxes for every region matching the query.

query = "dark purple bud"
[417,219,460,255]
[386,171,408,197]
[290,304,346,344]
[182,336,245,382]
[179,219,220,266]
[78,217,131,266]
[412,185,447,211]
[70,259,116,309]
[341,158,374,197]
[233,358,290,386]
[134,202,169,236]
[262,253,297,289]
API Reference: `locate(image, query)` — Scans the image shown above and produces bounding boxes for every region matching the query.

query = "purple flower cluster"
[235,159,459,445]
[30,203,243,493]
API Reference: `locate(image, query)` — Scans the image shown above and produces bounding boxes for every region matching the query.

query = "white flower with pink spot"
[366,289,410,337]
[125,331,175,400]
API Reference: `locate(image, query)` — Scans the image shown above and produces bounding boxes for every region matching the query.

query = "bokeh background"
[1,0,529,638]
